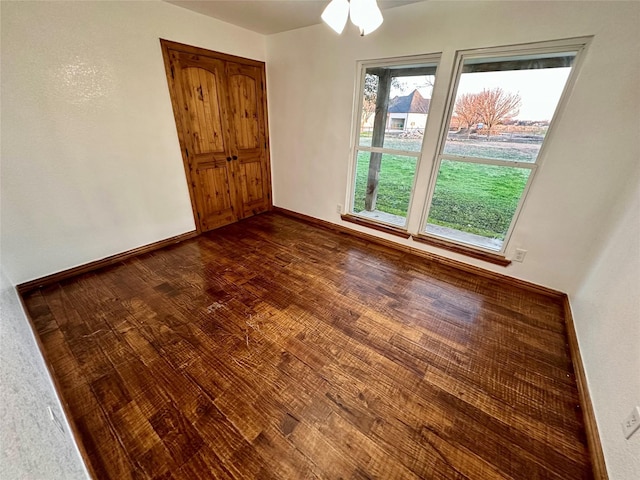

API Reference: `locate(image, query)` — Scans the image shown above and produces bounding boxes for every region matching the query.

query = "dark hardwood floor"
[22,212,593,479]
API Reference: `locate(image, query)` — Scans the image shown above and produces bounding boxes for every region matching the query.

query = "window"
[421,46,581,253]
[344,40,587,261]
[389,117,405,130]
[348,56,439,229]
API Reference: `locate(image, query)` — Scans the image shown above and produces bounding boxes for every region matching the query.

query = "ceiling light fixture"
[322,0,383,36]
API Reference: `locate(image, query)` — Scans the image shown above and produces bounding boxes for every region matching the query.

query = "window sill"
[340,215,511,266]
[341,214,411,239]
[412,234,512,267]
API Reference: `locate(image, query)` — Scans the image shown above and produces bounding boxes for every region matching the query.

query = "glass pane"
[359,66,436,153]
[425,160,531,251]
[443,52,576,163]
[352,151,418,227]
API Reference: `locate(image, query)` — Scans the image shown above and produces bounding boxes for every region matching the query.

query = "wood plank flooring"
[21,212,593,479]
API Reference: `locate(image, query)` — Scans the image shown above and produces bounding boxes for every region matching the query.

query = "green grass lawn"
[427,160,530,239]
[353,139,531,239]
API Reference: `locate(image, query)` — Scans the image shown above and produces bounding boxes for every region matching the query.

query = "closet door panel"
[226,62,271,218]
[174,52,238,231]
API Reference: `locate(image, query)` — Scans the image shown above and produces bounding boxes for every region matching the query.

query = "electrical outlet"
[336,204,343,214]
[513,248,527,263]
[622,406,640,439]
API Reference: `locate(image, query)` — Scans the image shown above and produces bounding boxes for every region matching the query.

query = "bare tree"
[475,88,522,138]
[454,93,481,137]
[361,74,378,130]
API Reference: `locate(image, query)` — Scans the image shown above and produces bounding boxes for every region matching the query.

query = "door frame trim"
[159,39,273,233]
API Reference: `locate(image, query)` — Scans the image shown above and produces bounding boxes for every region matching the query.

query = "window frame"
[418,38,591,255]
[345,53,442,231]
[342,38,590,262]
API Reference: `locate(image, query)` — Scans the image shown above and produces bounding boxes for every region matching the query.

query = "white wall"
[0,0,266,285]
[572,175,640,480]
[2,1,638,477]
[266,2,640,478]
[0,268,89,479]
[0,1,266,474]
[266,0,640,296]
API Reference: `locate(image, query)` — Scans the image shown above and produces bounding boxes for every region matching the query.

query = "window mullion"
[418,39,584,255]
[358,146,420,157]
[346,39,585,256]
[348,56,440,230]
[439,154,537,169]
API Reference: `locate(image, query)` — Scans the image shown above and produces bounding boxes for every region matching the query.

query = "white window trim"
[418,37,592,255]
[342,38,591,260]
[345,53,442,230]
[439,154,537,169]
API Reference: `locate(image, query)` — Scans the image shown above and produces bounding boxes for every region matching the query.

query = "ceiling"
[164,0,425,35]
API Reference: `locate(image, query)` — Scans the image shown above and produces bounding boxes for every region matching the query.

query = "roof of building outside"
[388,89,431,114]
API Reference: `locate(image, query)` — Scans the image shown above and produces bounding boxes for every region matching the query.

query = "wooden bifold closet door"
[160,39,272,232]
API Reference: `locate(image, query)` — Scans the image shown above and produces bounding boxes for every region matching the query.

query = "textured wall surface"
[0,1,266,476]
[0,269,89,479]
[2,1,639,478]
[265,2,640,478]
[266,0,640,296]
[573,177,640,480]
[0,0,266,285]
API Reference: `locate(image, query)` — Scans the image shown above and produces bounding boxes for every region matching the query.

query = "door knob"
[232,155,238,160]
[226,156,232,162]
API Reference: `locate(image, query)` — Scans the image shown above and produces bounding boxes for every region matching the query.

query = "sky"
[456,68,572,121]
[390,67,572,121]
